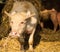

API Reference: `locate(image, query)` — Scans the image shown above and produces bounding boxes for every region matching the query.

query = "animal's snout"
[9,31,20,37]
[14,32,17,35]
[11,31,18,35]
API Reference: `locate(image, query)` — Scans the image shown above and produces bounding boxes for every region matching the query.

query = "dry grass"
[35,41,60,52]
[0,29,60,52]
[0,37,21,52]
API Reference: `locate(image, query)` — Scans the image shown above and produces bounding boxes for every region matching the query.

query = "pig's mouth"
[9,31,20,37]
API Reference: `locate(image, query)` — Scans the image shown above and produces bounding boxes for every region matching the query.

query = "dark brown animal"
[50,8,58,32]
[40,8,58,32]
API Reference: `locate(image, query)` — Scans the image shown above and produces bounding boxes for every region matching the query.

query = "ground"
[0,29,60,52]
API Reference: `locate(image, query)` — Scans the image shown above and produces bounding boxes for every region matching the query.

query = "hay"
[0,37,21,52]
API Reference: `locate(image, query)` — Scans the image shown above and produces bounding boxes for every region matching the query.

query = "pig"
[4,1,39,52]
[39,8,58,32]
[50,8,58,32]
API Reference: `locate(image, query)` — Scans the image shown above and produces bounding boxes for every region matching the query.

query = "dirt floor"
[0,29,60,52]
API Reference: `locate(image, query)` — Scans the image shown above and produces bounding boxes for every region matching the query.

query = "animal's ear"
[4,11,11,17]
[26,10,36,19]
[26,10,31,17]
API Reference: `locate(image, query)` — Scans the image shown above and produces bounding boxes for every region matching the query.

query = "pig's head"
[4,11,35,37]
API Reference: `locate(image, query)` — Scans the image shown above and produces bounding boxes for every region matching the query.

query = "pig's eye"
[11,21,13,24]
[19,22,24,26]
[21,22,24,24]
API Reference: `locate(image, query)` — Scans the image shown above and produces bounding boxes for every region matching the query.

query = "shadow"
[0,3,5,13]
[0,13,2,25]
[0,0,6,25]
[0,0,6,13]
[24,33,29,50]
[33,24,41,48]
[43,17,54,30]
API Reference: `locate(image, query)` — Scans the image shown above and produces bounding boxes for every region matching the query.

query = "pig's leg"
[50,13,58,32]
[28,27,36,52]
[57,14,60,29]
[39,17,44,30]
[59,23,60,30]
[58,23,60,30]
[51,19,58,32]
[40,22,44,30]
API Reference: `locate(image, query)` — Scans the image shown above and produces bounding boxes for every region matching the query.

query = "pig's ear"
[4,11,11,17]
[26,10,31,18]
[26,10,35,18]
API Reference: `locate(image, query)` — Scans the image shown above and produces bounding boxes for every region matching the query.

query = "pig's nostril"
[15,32,17,35]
